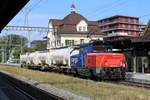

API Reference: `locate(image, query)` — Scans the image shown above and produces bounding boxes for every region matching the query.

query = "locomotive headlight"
[123,63,125,67]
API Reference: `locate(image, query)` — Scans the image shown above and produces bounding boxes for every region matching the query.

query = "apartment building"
[98,15,140,37]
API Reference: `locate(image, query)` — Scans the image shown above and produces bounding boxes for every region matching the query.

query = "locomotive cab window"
[93,45,111,52]
[92,41,112,52]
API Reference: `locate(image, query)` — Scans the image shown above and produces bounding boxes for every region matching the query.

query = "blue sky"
[2,0,150,41]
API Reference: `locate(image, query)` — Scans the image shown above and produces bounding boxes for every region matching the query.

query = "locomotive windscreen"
[92,41,112,52]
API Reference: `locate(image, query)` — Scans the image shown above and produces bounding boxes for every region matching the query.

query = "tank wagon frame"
[20,47,79,71]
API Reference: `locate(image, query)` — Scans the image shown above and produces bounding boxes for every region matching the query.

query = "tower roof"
[63,12,88,25]
[49,5,100,35]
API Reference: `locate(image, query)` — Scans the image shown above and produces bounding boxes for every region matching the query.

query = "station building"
[47,4,147,49]
[47,4,103,49]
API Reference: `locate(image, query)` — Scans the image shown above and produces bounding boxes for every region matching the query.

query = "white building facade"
[47,4,104,49]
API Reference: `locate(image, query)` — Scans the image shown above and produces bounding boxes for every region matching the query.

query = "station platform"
[125,72,150,85]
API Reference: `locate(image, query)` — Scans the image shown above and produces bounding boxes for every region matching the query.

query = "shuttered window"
[65,40,74,46]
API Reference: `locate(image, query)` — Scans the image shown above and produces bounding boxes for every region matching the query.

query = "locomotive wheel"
[90,69,99,81]
[73,69,79,77]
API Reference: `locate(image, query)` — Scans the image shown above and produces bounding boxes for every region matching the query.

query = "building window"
[128,31,130,35]
[102,26,105,30]
[113,19,117,23]
[128,25,131,29]
[79,26,82,31]
[83,26,86,31]
[102,20,104,24]
[133,25,136,30]
[134,19,137,24]
[133,32,136,35]
[128,18,131,23]
[122,24,125,28]
[106,19,109,23]
[78,26,87,31]
[106,26,109,29]
[80,39,84,44]
[114,25,117,29]
[65,40,74,46]
[122,18,125,22]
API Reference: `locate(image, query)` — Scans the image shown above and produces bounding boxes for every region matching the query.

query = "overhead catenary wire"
[1,0,46,62]
[12,0,38,25]
[139,13,150,19]
[84,0,121,16]
[25,0,44,16]
[23,0,45,47]
[13,0,44,26]
[87,0,130,19]
[135,13,150,25]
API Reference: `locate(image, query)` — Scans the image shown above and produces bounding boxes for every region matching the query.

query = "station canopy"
[132,20,150,43]
[0,0,29,32]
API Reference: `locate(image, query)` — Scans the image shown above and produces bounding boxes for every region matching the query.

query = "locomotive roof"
[87,52,124,55]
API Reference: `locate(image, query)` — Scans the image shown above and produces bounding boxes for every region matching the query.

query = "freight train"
[20,40,126,79]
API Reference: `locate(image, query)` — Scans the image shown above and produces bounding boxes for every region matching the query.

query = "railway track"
[1,63,150,90]
[117,81,150,89]
[103,80,150,89]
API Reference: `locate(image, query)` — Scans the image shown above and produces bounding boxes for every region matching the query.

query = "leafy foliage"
[0,34,47,62]
[0,34,28,61]
[31,40,47,51]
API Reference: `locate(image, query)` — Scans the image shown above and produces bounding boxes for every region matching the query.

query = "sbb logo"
[71,58,78,64]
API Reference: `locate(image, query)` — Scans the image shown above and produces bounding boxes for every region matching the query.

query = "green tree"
[0,34,28,62]
[31,40,47,51]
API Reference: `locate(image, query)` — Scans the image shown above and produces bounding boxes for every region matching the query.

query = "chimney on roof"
[71,3,76,13]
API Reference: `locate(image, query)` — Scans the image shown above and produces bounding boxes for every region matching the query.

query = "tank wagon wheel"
[47,67,52,72]
[40,65,48,71]
[72,69,78,77]
[60,68,63,73]
[27,64,31,69]
[74,73,79,77]
[23,64,27,68]
[69,69,74,76]
[53,67,59,73]
[68,69,74,77]
[20,64,23,68]
[62,68,68,75]
[65,69,71,75]
[44,64,50,71]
